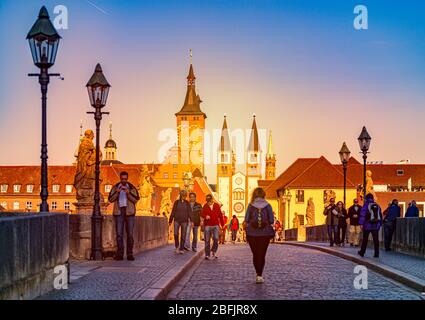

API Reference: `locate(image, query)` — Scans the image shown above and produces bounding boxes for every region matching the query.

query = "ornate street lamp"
[339,142,351,207]
[286,189,292,229]
[86,63,111,260]
[27,6,62,212]
[358,126,371,201]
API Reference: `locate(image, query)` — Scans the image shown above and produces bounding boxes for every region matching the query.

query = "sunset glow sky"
[1,0,425,182]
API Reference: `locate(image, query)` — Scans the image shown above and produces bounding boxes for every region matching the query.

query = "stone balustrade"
[0,212,69,300]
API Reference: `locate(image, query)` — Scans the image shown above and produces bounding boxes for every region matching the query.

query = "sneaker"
[357,251,364,257]
[205,256,210,260]
[256,276,264,284]
[211,252,218,259]
[114,255,123,261]
[183,247,190,252]
[127,255,135,261]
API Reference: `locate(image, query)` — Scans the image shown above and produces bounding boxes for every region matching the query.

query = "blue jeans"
[114,207,135,257]
[174,221,188,250]
[185,224,199,249]
[327,225,338,246]
[204,225,219,257]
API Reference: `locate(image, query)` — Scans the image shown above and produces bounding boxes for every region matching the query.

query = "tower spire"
[79,120,83,138]
[247,114,260,152]
[109,121,113,140]
[219,114,231,153]
[267,130,275,156]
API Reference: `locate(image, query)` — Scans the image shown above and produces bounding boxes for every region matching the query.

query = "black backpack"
[249,206,269,229]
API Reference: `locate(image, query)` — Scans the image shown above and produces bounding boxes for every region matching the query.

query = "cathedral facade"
[216,115,276,220]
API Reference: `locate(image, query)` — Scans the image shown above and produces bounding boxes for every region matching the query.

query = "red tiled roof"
[287,156,356,189]
[334,163,425,187]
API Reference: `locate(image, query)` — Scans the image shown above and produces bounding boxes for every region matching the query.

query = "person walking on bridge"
[201,194,224,260]
[169,190,191,254]
[244,187,275,284]
[358,193,383,258]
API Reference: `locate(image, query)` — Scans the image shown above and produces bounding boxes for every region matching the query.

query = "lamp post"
[339,142,351,207]
[358,126,371,202]
[86,63,111,260]
[287,189,292,229]
[26,6,61,212]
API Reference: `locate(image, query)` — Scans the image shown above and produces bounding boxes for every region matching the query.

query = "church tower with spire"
[104,122,118,162]
[217,115,234,218]
[265,130,276,180]
[246,115,262,207]
[175,50,207,175]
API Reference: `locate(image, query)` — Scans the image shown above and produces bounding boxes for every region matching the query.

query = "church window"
[13,184,21,193]
[250,153,258,163]
[52,184,60,193]
[66,185,73,193]
[233,189,245,201]
[26,184,34,193]
[295,190,305,203]
[0,184,8,193]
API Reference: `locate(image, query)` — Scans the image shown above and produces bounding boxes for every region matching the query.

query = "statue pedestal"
[74,202,108,215]
[297,225,306,242]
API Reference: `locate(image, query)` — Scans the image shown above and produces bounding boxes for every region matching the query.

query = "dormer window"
[13,184,21,193]
[396,169,404,176]
[52,184,60,193]
[26,184,34,193]
[1,184,8,193]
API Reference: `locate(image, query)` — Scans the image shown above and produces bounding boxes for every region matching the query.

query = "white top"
[118,184,128,208]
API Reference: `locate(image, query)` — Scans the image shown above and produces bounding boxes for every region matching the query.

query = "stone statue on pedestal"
[292,213,300,229]
[159,188,172,218]
[136,164,155,215]
[74,129,102,205]
[366,170,377,201]
[306,197,315,226]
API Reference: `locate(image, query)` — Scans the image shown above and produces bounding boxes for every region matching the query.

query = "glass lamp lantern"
[26,6,61,68]
[86,64,111,107]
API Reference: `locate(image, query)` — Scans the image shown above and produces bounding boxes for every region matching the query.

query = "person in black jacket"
[184,192,203,252]
[347,198,362,247]
[169,190,191,254]
[335,201,348,246]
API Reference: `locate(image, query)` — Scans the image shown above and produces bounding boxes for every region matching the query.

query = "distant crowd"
[323,195,420,258]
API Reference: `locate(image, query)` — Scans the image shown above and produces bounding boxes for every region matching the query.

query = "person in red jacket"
[201,194,224,260]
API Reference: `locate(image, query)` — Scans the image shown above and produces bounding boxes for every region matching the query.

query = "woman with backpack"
[358,193,383,258]
[244,187,275,284]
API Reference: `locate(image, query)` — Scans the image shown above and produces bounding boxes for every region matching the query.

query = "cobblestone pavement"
[39,245,200,300]
[174,244,424,300]
[307,242,425,281]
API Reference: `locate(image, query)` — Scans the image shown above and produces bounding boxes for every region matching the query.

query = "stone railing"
[0,212,69,300]
[69,214,168,260]
[394,218,425,259]
[291,218,425,259]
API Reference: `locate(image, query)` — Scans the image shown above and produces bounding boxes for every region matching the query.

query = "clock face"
[233,202,244,213]
[235,177,243,185]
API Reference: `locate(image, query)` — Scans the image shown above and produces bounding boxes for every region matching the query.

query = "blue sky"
[1,0,425,179]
